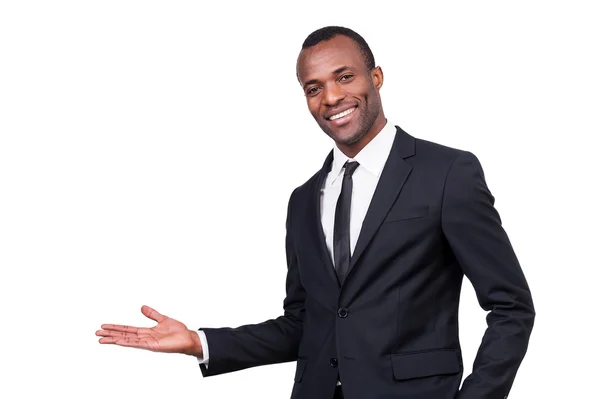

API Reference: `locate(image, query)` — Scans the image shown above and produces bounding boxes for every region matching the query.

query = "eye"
[340,74,354,81]
[306,86,320,96]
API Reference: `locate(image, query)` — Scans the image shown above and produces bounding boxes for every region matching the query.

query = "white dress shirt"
[196,121,398,371]
[320,120,397,263]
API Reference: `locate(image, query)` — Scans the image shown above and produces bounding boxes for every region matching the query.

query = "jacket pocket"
[391,349,461,381]
[294,358,307,383]
[384,205,430,223]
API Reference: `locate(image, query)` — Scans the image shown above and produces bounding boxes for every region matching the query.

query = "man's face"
[296,35,384,151]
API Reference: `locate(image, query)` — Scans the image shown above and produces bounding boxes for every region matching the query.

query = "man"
[97,26,535,399]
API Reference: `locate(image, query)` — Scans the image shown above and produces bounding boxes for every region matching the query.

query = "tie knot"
[343,161,360,176]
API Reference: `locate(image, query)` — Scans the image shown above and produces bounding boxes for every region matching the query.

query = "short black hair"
[301,26,375,70]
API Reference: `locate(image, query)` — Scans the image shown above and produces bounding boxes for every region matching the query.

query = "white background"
[1,1,598,398]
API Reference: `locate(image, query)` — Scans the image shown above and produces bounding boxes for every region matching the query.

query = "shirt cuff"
[196,330,209,367]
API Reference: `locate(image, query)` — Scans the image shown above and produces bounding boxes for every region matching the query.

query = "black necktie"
[334,161,359,285]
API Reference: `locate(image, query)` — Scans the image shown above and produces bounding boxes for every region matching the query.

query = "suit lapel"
[347,127,416,279]
[308,150,341,286]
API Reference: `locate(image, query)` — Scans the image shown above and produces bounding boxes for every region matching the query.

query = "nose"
[322,82,345,106]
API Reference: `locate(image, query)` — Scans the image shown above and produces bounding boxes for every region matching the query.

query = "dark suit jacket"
[199,126,535,399]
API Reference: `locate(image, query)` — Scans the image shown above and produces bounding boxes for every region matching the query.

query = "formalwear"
[197,124,535,399]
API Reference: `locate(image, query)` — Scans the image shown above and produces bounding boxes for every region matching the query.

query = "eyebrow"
[302,65,355,90]
[333,65,353,75]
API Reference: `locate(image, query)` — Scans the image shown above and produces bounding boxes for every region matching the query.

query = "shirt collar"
[330,121,397,185]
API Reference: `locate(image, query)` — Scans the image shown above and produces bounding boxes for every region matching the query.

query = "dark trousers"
[333,385,344,399]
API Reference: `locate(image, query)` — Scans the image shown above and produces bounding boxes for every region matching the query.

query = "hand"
[96,305,202,357]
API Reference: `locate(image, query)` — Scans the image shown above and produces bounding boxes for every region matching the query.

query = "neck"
[337,114,387,158]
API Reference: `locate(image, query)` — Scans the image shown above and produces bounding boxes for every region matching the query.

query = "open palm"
[96,305,198,355]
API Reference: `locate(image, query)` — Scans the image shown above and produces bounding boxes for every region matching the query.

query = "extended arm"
[96,191,305,376]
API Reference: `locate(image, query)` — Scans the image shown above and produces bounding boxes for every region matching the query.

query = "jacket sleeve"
[198,189,305,377]
[441,151,535,399]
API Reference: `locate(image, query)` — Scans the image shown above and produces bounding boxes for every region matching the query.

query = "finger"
[98,336,131,345]
[141,305,167,323]
[100,324,140,333]
[96,330,140,338]
[96,327,151,336]
[98,337,152,350]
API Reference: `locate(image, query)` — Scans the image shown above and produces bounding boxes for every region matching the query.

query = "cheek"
[306,99,321,118]
[361,87,378,108]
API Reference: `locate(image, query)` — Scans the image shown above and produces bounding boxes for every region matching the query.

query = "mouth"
[325,106,358,126]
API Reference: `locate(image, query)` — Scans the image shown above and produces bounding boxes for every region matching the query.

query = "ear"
[371,66,384,90]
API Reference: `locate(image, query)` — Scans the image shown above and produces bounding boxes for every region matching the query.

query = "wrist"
[186,329,203,358]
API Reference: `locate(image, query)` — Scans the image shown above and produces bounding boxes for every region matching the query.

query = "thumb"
[141,305,167,323]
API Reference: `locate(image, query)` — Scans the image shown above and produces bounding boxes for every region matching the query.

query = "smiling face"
[296,34,386,157]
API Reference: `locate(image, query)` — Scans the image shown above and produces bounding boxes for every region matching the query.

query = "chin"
[331,129,365,146]
[336,136,361,146]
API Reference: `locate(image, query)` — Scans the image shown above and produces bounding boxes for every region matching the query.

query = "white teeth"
[329,107,355,120]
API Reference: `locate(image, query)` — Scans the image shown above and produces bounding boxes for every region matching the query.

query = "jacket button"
[330,357,338,367]
[337,308,348,318]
